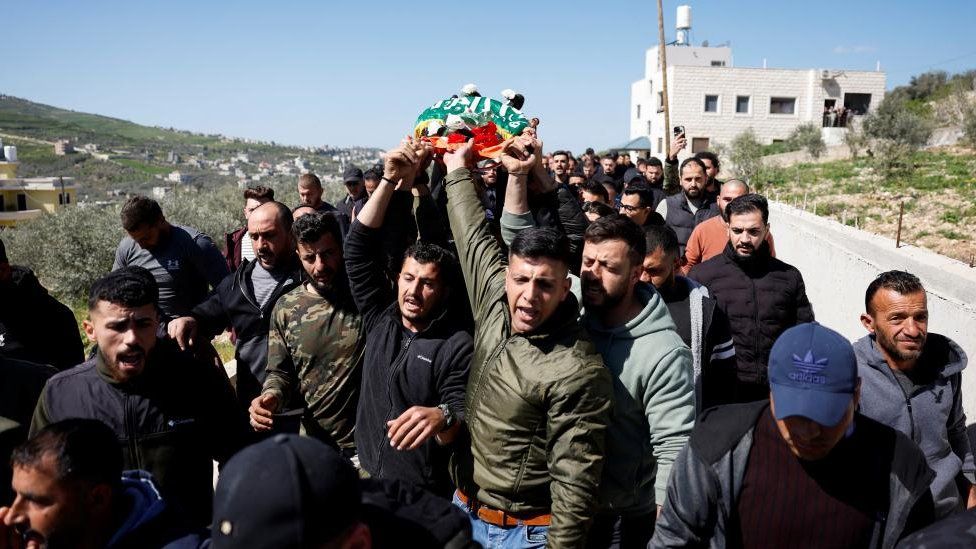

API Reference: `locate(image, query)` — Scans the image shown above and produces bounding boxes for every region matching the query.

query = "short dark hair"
[636,158,647,167]
[585,148,595,155]
[582,179,610,202]
[403,242,458,286]
[552,150,570,160]
[679,157,707,177]
[298,173,322,189]
[695,151,720,171]
[622,184,654,208]
[120,196,163,231]
[292,211,342,245]
[243,186,275,202]
[643,224,680,259]
[88,266,158,311]
[726,194,769,224]
[646,157,663,168]
[363,168,382,183]
[584,214,646,266]
[582,200,616,219]
[865,271,925,314]
[11,419,122,490]
[510,227,571,267]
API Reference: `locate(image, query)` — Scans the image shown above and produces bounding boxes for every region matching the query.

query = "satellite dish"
[702,40,709,47]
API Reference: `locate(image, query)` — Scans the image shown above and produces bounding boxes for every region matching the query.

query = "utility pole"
[59,175,65,208]
[657,0,671,159]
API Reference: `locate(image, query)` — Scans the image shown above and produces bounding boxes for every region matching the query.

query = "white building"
[629,5,886,158]
[167,171,191,184]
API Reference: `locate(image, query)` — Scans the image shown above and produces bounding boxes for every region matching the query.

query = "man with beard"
[550,150,571,186]
[168,202,303,409]
[682,179,776,273]
[0,238,83,371]
[855,271,976,517]
[113,195,229,322]
[640,224,736,410]
[297,173,336,212]
[688,194,814,403]
[644,157,665,190]
[1,419,204,549]
[249,212,365,453]
[444,137,612,548]
[694,151,723,197]
[344,139,472,495]
[579,214,695,548]
[30,267,250,528]
[656,158,718,258]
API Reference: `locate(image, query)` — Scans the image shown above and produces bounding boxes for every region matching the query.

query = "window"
[770,97,796,114]
[66,193,70,204]
[636,104,641,119]
[843,93,872,115]
[704,95,719,113]
[692,138,710,153]
[17,194,27,211]
[58,193,64,205]
[657,92,664,110]
[710,60,726,67]
[736,95,751,114]
[657,138,663,154]
[647,121,652,135]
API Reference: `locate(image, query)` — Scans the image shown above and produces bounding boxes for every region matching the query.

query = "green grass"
[938,229,967,240]
[114,158,172,175]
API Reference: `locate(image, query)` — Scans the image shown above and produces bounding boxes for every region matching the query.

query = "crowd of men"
[0,124,974,549]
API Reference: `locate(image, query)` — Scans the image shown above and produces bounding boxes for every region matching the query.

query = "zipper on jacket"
[123,394,141,469]
[750,277,761,383]
[469,335,517,418]
[894,378,917,443]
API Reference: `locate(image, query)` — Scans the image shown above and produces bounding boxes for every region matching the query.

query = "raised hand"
[500,137,536,176]
[443,139,475,174]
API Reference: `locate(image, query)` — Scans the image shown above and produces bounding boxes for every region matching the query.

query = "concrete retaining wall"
[769,202,976,416]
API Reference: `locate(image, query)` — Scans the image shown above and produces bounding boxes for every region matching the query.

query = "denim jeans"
[453,492,549,549]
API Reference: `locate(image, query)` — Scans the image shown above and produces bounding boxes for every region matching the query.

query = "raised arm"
[442,141,512,320]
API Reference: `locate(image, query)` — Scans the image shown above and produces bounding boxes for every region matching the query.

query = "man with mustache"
[855,271,976,517]
[344,139,472,496]
[656,157,719,259]
[168,201,304,409]
[29,267,250,528]
[1,419,204,549]
[249,212,365,453]
[652,323,937,548]
[578,215,695,548]
[688,194,814,403]
[443,137,612,548]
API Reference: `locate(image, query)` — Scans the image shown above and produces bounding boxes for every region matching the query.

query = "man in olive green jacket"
[437,139,613,548]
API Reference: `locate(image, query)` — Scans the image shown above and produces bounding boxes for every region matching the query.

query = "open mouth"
[516,307,539,324]
[116,350,145,371]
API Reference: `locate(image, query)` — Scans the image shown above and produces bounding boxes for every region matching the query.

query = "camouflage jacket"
[264,283,365,449]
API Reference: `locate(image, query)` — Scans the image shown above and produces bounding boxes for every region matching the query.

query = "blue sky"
[2,0,975,153]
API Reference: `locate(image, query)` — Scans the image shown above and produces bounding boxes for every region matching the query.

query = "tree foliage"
[786,123,827,159]
[862,95,933,178]
[728,128,767,186]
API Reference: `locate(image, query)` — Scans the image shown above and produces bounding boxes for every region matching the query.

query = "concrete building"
[167,171,191,184]
[54,139,74,156]
[0,149,77,227]
[629,5,886,157]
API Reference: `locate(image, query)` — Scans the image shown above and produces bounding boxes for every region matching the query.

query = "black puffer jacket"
[687,242,814,386]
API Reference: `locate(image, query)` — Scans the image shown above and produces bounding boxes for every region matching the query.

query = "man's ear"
[87,482,113,516]
[860,312,875,333]
[83,318,97,344]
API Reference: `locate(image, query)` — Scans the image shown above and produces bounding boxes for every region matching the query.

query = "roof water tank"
[676,5,692,30]
[3,146,17,163]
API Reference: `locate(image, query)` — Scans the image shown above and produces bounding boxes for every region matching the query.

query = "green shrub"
[786,123,827,159]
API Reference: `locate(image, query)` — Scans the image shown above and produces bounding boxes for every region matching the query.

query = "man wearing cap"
[337,165,367,218]
[210,433,478,549]
[652,322,937,548]
[855,270,976,516]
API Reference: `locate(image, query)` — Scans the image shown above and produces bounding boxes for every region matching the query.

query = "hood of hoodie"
[107,471,169,547]
[1,266,48,300]
[854,332,967,381]
[585,284,676,341]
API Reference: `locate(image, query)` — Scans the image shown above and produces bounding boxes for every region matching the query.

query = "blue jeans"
[453,492,549,549]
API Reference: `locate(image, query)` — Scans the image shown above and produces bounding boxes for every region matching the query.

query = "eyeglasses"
[619,204,647,213]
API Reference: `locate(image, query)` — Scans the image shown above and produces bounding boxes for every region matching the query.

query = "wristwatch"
[437,403,456,431]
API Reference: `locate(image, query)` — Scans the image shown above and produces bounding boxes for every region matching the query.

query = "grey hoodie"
[585,284,696,513]
[854,333,975,517]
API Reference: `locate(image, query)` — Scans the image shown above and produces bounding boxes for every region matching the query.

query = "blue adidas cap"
[769,322,858,426]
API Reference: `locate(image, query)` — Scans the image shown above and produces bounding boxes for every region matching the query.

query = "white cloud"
[833,45,878,54]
